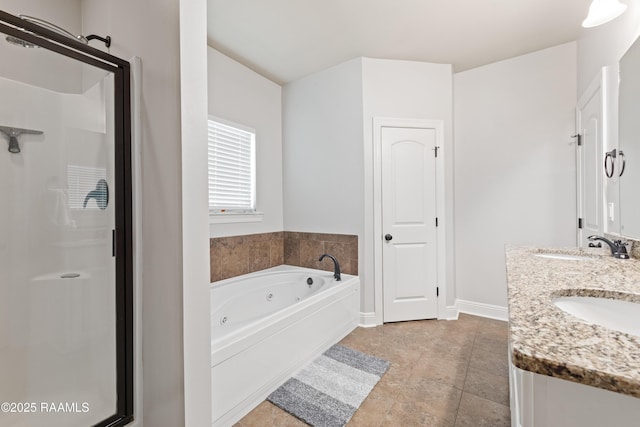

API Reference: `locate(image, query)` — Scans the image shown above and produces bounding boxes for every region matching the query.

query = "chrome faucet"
[319,254,341,281]
[587,235,630,259]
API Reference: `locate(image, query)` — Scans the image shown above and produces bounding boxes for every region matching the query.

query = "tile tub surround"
[210,232,284,282]
[283,232,358,276]
[210,231,358,282]
[505,245,640,398]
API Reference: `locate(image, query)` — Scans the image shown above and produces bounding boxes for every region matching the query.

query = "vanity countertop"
[506,245,640,398]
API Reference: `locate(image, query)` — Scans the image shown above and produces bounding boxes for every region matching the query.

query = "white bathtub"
[210,265,360,427]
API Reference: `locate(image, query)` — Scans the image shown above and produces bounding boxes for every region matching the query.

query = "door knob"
[385,234,393,241]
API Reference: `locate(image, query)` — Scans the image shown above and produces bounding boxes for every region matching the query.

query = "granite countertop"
[505,245,640,398]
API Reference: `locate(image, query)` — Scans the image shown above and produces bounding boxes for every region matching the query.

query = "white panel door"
[382,127,438,322]
[577,86,603,247]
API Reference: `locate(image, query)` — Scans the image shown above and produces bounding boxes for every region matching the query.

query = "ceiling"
[207,0,591,85]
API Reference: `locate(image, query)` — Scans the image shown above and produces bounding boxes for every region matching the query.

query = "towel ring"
[619,150,626,177]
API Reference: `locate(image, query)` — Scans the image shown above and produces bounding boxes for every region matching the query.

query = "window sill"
[209,212,264,224]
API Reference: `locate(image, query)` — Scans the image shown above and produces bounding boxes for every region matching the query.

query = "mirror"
[619,36,640,239]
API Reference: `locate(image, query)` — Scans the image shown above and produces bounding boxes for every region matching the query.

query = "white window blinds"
[208,118,256,212]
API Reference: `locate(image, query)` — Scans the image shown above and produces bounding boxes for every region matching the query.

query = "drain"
[220,316,229,325]
[60,273,81,279]
[266,292,274,301]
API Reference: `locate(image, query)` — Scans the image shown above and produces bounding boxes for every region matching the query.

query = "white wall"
[1,0,83,93]
[283,58,364,234]
[454,42,577,310]
[283,57,453,319]
[84,0,212,424]
[80,0,190,425]
[361,58,454,314]
[208,47,283,238]
[282,57,364,280]
[577,1,640,96]
[111,4,185,424]
[180,0,211,425]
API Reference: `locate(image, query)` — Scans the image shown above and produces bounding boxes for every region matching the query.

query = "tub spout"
[319,254,341,281]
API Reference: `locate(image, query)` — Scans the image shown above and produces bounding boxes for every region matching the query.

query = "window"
[208,117,257,216]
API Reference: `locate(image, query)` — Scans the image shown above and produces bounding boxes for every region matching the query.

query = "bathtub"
[210,265,360,427]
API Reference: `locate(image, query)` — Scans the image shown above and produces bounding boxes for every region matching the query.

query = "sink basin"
[535,253,594,261]
[553,296,640,336]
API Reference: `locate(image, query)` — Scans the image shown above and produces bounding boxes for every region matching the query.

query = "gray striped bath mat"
[267,344,390,427]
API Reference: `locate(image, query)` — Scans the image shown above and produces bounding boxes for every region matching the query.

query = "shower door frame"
[0,10,134,427]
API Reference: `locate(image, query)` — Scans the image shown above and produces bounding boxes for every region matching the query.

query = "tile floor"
[236,314,510,426]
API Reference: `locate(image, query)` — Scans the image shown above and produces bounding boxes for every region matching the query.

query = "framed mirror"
[619,35,640,239]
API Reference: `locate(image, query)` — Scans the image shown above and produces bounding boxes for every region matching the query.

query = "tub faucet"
[587,235,630,259]
[319,254,341,281]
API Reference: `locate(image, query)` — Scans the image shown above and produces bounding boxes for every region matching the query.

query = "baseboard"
[455,299,508,322]
[441,305,459,320]
[359,312,377,328]
[361,303,501,324]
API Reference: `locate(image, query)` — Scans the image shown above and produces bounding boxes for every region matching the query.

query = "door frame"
[575,73,601,246]
[373,117,446,324]
[576,68,612,247]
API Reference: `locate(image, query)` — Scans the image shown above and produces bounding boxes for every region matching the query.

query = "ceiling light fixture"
[582,0,627,28]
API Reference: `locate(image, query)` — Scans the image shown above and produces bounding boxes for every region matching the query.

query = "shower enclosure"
[0,10,133,427]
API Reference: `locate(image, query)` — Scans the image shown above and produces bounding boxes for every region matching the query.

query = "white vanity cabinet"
[508,350,640,427]
[505,246,640,426]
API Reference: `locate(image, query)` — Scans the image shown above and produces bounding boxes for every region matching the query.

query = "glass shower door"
[0,10,132,427]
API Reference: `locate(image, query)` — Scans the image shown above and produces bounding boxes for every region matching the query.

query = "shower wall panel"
[0,0,83,93]
[0,73,116,425]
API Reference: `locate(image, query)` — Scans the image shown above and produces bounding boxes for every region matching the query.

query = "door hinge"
[435,217,438,227]
[572,134,582,146]
[578,218,583,229]
[436,287,439,297]
[112,229,116,257]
